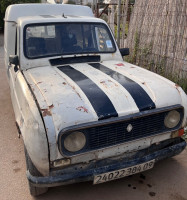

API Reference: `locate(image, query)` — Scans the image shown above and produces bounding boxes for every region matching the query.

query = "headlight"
[164,110,180,128]
[64,131,86,152]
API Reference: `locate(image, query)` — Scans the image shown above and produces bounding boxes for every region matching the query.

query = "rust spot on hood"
[62,82,67,85]
[100,80,118,87]
[49,104,54,109]
[175,84,181,94]
[108,79,118,86]
[37,81,42,84]
[175,83,180,87]
[115,63,124,67]
[72,86,81,99]
[41,104,54,117]
[76,106,88,113]
[63,77,82,100]
[41,109,52,117]
[100,80,108,88]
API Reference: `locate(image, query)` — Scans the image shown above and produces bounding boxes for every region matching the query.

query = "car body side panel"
[9,67,49,176]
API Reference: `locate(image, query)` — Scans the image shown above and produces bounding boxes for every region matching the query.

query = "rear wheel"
[24,147,48,196]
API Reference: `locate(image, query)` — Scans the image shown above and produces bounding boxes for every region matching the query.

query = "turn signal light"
[171,129,184,138]
[178,129,184,137]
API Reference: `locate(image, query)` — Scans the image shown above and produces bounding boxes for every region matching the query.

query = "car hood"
[23,60,186,131]
[23,60,186,155]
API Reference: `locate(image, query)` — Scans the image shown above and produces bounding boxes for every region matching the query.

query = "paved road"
[0,43,187,200]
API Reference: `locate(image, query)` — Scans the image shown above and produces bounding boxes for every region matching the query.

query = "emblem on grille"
[127,124,133,132]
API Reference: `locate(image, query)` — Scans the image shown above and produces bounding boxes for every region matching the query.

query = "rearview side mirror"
[9,55,19,66]
[119,48,129,57]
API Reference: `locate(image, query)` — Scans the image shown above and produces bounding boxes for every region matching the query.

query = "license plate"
[93,160,155,184]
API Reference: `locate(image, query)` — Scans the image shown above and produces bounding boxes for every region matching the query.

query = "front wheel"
[24,147,48,196]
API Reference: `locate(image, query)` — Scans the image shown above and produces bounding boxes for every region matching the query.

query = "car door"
[8,27,22,128]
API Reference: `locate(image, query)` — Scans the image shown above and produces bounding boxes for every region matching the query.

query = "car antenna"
[62,13,67,18]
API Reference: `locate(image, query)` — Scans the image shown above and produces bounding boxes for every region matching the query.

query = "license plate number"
[94,160,155,184]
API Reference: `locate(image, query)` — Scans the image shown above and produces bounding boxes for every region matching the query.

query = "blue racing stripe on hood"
[90,63,156,111]
[58,65,118,120]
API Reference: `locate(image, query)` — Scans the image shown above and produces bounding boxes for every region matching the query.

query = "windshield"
[24,23,116,58]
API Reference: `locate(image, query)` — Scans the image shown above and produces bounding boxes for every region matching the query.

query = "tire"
[24,146,48,196]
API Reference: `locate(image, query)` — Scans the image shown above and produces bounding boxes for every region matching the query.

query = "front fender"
[13,70,49,176]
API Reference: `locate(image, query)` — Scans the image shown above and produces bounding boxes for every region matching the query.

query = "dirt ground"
[0,35,187,200]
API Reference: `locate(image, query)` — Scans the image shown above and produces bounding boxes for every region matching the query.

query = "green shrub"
[184,128,187,140]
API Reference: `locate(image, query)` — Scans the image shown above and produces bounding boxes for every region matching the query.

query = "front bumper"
[27,138,186,187]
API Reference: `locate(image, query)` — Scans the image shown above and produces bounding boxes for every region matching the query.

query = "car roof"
[17,15,104,26]
[5,4,94,22]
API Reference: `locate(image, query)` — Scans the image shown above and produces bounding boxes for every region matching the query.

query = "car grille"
[59,107,183,156]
